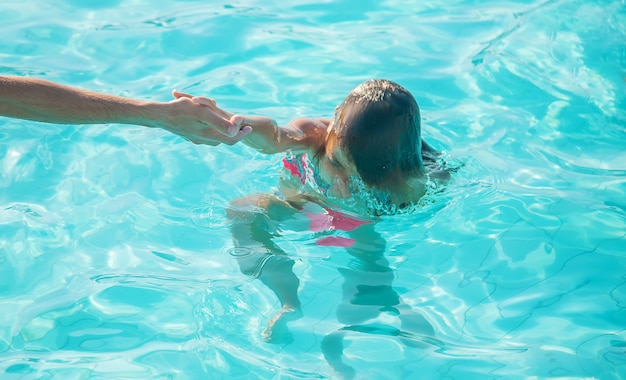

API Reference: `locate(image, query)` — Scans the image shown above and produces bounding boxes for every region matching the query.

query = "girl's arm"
[239,116,328,154]
[0,76,250,145]
[177,91,328,154]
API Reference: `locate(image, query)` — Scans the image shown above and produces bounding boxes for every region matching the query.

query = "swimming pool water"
[1,0,625,379]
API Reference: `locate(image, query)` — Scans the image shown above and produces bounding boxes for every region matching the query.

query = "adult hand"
[173,90,233,119]
[161,90,251,146]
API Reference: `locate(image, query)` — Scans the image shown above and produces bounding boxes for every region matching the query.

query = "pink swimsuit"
[282,153,372,248]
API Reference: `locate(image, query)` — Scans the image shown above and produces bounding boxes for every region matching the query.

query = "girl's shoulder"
[287,118,330,155]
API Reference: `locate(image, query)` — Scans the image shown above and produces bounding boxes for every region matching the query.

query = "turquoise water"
[1,0,625,379]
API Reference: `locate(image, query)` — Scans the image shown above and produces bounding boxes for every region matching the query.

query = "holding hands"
[166,89,251,145]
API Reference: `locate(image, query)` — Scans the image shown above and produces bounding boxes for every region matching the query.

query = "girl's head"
[325,79,424,191]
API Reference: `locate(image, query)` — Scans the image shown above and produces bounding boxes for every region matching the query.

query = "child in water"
[184,79,443,374]
[191,78,447,215]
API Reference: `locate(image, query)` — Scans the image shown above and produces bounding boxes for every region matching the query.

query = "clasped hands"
[168,90,252,146]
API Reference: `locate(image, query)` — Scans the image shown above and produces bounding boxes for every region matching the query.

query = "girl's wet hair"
[331,79,423,189]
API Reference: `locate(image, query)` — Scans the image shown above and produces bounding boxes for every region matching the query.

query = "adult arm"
[0,76,250,145]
